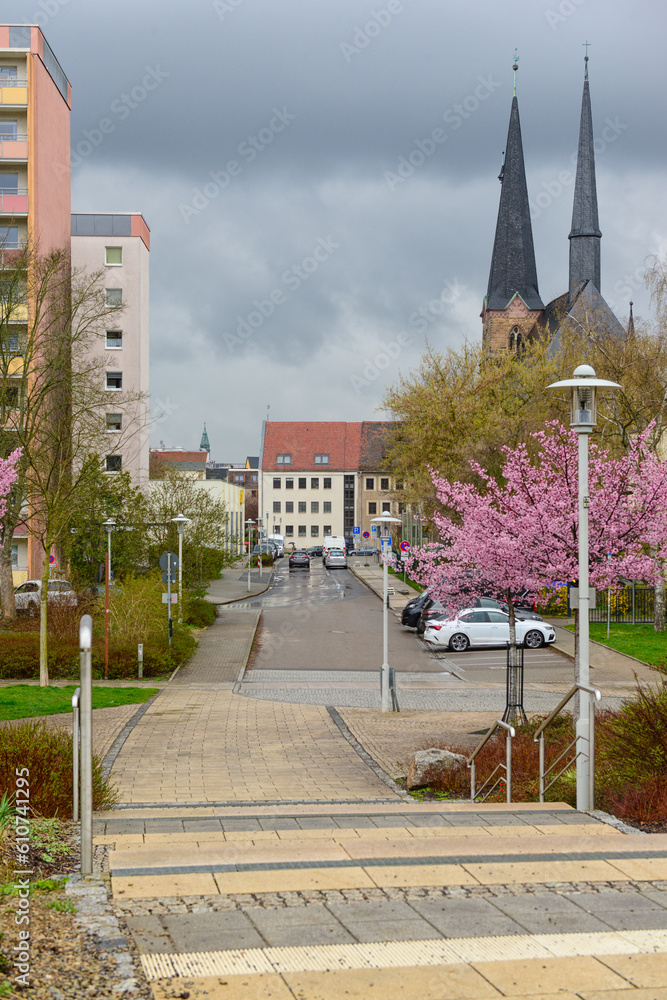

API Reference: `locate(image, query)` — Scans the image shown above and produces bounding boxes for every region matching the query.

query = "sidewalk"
[205,559,274,604]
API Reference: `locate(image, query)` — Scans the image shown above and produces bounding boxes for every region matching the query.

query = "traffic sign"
[353,526,360,535]
[162,572,176,584]
[362,530,370,539]
[371,525,378,534]
[161,593,178,604]
[159,551,178,572]
[400,540,410,552]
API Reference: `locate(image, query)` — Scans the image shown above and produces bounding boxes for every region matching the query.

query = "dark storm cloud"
[3,0,666,457]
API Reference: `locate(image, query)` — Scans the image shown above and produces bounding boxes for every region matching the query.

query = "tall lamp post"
[245,518,255,592]
[171,514,190,624]
[102,518,115,680]
[371,511,402,712]
[547,364,620,809]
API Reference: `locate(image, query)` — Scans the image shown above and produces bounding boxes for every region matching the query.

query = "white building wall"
[262,470,345,543]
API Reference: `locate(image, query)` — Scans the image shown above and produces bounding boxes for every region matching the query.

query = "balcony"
[0,303,28,324]
[0,81,28,106]
[0,243,27,268]
[0,135,28,161]
[0,190,28,215]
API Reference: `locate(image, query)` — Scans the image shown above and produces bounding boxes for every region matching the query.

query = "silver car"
[324,548,347,569]
[14,579,77,614]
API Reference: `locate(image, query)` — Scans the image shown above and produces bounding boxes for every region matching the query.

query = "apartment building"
[0,25,71,582]
[260,421,399,544]
[71,213,150,485]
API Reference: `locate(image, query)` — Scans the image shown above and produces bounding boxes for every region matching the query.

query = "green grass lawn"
[565,622,667,667]
[0,685,158,721]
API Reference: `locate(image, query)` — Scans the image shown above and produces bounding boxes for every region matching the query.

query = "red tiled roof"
[153,451,206,465]
[262,422,366,472]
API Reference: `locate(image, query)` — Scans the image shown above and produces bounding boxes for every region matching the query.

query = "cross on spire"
[512,48,519,95]
[583,40,591,79]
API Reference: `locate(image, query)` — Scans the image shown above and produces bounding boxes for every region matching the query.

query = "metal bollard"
[79,616,93,876]
[138,643,143,679]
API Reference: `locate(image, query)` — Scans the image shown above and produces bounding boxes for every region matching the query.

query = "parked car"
[417,597,450,634]
[471,595,543,621]
[352,545,378,558]
[307,545,323,557]
[14,579,77,614]
[268,534,285,557]
[401,589,431,627]
[324,547,347,569]
[77,584,107,606]
[289,549,310,570]
[423,608,556,652]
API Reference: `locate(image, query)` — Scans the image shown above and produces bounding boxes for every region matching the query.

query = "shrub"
[604,776,667,825]
[185,597,216,628]
[596,681,667,788]
[0,721,117,816]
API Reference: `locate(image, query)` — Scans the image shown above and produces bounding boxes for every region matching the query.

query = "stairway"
[97,800,667,999]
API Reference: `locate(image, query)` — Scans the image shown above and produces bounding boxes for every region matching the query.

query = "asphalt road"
[240,560,574,686]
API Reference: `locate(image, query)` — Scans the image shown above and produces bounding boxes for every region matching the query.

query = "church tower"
[481,55,544,356]
[568,49,602,301]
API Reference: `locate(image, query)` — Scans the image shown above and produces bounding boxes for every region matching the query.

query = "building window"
[105,246,123,265]
[368,502,377,515]
[106,371,122,390]
[314,454,329,464]
[366,477,374,490]
[273,501,281,513]
[323,477,332,489]
[0,383,19,409]
[252,474,257,482]
[0,173,18,192]
[285,525,293,537]
[285,478,293,489]
[11,544,18,568]
[235,473,244,483]
[106,412,122,432]
[380,477,390,491]
[382,501,391,513]
[285,501,293,513]
[0,121,17,138]
[298,477,307,489]
[311,501,319,514]
[311,478,319,489]
[298,525,307,537]
[311,525,319,537]
[323,525,332,535]
[298,501,307,513]
[273,477,281,489]
[276,454,291,464]
[106,455,122,473]
[323,501,331,514]
[106,330,123,349]
[0,226,18,248]
[105,288,123,307]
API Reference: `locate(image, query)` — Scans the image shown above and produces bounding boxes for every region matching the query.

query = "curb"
[348,564,409,617]
[550,628,653,671]
[206,567,275,606]
[327,706,413,803]
[101,694,160,781]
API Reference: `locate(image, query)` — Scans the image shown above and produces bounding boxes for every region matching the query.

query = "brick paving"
[171,608,260,685]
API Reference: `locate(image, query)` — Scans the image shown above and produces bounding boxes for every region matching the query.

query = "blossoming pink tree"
[0,449,20,521]
[404,423,667,711]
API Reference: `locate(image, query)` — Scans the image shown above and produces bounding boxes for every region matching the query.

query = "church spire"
[200,422,210,455]
[485,55,543,314]
[569,47,601,301]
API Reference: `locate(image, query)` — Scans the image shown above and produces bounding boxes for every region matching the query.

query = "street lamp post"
[79,614,93,875]
[548,364,620,809]
[171,514,190,624]
[245,518,255,592]
[102,519,115,680]
[371,511,402,712]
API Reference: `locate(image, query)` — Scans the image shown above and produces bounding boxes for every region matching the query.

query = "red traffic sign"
[400,541,410,552]
[362,531,370,539]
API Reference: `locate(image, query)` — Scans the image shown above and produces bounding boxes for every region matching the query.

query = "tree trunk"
[39,551,50,687]
[0,535,16,619]
[654,555,665,633]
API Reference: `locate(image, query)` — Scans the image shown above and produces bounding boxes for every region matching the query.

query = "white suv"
[14,579,77,614]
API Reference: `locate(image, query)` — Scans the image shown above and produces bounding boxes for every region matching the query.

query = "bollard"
[138,643,143,679]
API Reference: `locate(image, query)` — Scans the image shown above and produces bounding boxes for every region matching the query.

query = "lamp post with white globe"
[371,511,402,712]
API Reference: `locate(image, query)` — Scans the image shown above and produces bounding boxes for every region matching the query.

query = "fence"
[588,585,654,624]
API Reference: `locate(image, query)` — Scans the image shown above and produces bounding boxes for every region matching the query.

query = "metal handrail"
[72,687,81,822]
[533,683,601,806]
[468,719,516,804]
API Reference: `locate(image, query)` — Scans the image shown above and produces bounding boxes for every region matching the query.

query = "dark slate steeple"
[568,51,601,300]
[485,60,543,312]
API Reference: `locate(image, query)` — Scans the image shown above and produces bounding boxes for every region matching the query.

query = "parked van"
[322,535,346,562]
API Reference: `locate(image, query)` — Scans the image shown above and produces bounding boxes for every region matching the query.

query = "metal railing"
[72,686,81,822]
[0,134,27,156]
[533,683,601,806]
[468,719,515,804]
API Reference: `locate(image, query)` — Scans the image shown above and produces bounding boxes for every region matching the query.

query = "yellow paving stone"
[607,857,667,880]
[406,826,492,839]
[222,831,281,842]
[595,952,667,988]
[111,841,350,871]
[282,964,501,999]
[111,872,218,899]
[482,825,551,838]
[94,834,145,846]
[580,990,667,1000]
[532,824,622,837]
[471,956,631,995]
[213,866,376,894]
[140,831,225,845]
[365,863,479,888]
[150,973,294,999]
[352,827,415,840]
[464,859,628,885]
[275,828,346,840]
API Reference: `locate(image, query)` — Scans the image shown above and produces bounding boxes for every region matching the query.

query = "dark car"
[289,549,310,570]
[352,545,377,558]
[417,597,450,634]
[307,545,323,557]
[472,595,543,621]
[401,589,431,627]
[77,584,106,606]
[252,543,275,563]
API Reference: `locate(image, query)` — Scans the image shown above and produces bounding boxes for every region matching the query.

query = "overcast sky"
[7,0,667,461]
